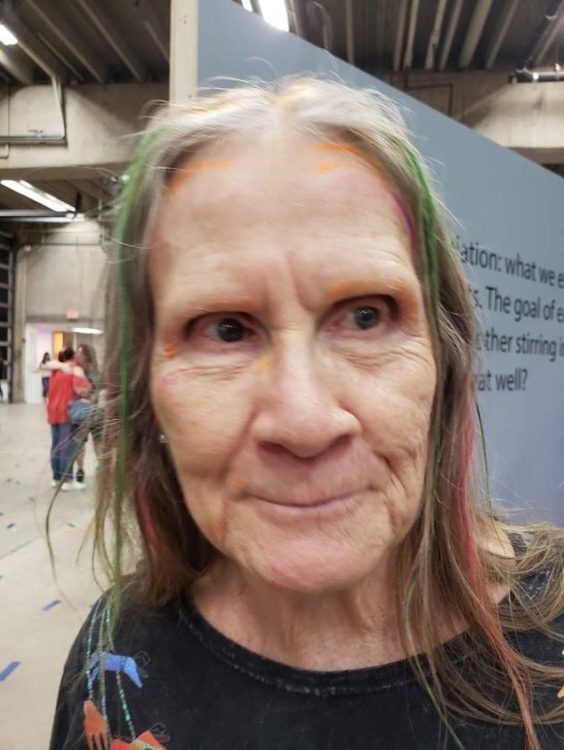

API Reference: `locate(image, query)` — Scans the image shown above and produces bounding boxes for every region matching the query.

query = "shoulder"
[61,586,186,683]
[500,534,564,701]
[51,588,184,748]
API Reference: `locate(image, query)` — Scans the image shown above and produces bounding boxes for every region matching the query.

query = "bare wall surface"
[24,224,105,321]
[0,83,168,179]
[13,220,106,400]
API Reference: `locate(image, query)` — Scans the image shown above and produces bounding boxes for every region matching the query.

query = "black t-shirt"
[50,573,564,750]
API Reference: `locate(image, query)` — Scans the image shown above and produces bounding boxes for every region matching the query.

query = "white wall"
[14,219,106,402]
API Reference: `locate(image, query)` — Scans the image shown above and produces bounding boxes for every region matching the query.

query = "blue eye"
[216,317,246,342]
[353,306,381,330]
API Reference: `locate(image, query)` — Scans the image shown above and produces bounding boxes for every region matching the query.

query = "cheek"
[150,366,254,474]
[360,350,435,501]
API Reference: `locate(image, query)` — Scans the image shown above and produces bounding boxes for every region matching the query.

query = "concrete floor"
[0,403,103,750]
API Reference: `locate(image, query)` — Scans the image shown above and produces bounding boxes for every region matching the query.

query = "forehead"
[149,133,416,282]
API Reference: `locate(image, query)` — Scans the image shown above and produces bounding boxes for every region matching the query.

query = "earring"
[159,433,167,444]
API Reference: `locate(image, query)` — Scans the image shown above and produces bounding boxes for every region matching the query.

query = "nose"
[252,340,361,459]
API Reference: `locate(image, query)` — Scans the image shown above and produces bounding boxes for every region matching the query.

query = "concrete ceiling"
[0,0,561,218]
[0,0,169,85]
[0,0,168,214]
[270,0,564,73]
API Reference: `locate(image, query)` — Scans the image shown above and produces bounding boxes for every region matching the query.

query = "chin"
[250,543,383,595]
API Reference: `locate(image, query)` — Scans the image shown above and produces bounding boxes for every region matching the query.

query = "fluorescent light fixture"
[0,23,17,46]
[258,0,289,31]
[72,327,103,335]
[241,0,253,10]
[0,180,75,212]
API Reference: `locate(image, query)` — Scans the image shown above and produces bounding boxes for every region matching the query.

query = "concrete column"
[170,0,198,103]
[13,249,27,402]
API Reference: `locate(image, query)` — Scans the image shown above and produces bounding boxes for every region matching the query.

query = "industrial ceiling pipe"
[459,0,494,68]
[513,65,563,83]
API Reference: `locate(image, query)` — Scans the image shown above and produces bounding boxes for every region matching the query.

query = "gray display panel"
[199,0,564,524]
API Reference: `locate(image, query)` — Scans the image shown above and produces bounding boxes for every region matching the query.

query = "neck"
[192,557,407,671]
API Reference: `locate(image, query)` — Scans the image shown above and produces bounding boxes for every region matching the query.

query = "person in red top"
[43,347,91,489]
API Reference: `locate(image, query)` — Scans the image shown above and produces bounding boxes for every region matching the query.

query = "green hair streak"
[109,126,169,628]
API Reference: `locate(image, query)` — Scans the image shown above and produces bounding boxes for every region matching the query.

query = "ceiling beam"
[0,0,69,81]
[25,0,107,83]
[438,0,463,71]
[36,31,85,81]
[520,0,563,68]
[131,0,169,63]
[75,0,147,82]
[459,0,494,69]
[532,2,564,67]
[484,0,519,69]
[424,0,448,70]
[403,0,420,70]
[0,45,34,85]
[286,0,305,37]
[0,184,42,210]
[32,180,78,207]
[393,0,408,72]
[68,179,112,204]
[345,0,355,64]
[34,179,97,212]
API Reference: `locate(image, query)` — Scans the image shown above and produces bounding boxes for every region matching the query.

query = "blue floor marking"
[0,661,21,681]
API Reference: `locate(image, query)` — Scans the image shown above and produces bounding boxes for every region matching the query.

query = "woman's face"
[149,133,437,594]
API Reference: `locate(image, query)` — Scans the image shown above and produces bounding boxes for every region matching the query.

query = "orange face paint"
[313,143,387,180]
[317,162,348,174]
[326,280,371,303]
[163,343,178,359]
[204,504,227,548]
[231,472,246,491]
[166,160,234,193]
[314,142,416,252]
[254,356,273,372]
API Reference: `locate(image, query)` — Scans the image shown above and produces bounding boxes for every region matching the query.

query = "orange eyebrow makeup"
[166,160,234,193]
[313,143,386,179]
[314,142,416,252]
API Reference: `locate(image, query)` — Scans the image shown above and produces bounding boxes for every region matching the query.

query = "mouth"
[256,493,356,509]
[250,490,364,523]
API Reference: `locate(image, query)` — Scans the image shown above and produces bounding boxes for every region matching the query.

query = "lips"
[254,491,358,509]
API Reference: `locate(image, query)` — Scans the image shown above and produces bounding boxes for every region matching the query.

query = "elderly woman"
[50,79,564,750]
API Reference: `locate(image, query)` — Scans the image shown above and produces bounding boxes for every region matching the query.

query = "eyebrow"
[323,273,418,304]
[167,270,417,321]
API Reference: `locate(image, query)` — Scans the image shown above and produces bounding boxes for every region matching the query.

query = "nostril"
[258,431,354,464]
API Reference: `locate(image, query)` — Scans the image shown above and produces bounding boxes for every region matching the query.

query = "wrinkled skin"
[149,132,437,664]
